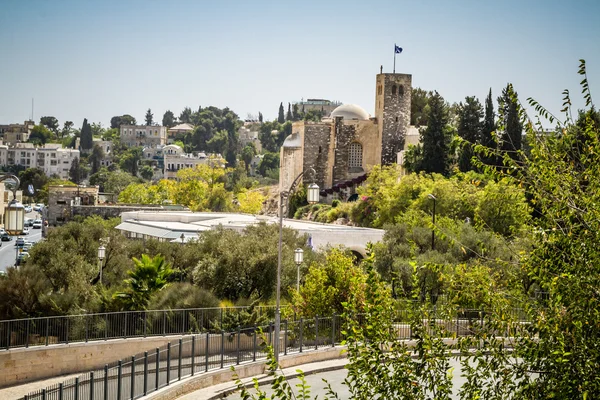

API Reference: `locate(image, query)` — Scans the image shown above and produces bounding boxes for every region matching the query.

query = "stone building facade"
[119,125,167,147]
[280,71,413,195]
[47,185,99,225]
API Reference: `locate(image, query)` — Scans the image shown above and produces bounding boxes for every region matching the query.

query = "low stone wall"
[0,335,185,389]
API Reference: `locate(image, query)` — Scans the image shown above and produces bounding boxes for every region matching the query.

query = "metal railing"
[20,315,345,400]
[20,308,532,400]
[0,306,277,351]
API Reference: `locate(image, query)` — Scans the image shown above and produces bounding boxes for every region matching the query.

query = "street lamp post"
[180,233,185,245]
[428,194,437,251]
[274,168,319,365]
[294,248,304,292]
[98,245,106,284]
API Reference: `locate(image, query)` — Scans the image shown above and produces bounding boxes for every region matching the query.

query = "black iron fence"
[20,316,343,400]
[19,308,532,400]
[0,306,277,350]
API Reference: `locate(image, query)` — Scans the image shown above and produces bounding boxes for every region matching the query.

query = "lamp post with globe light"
[98,245,106,284]
[294,248,304,292]
[428,194,437,250]
[274,168,319,365]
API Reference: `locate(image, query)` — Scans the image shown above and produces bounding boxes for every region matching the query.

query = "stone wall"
[0,335,185,388]
[302,123,331,189]
[375,73,412,165]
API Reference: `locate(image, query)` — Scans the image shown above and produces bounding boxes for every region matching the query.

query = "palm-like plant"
[114,254,174,310]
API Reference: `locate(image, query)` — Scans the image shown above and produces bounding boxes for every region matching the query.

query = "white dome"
[330,104,370,120]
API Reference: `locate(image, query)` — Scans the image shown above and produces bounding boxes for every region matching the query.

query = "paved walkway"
[178,358,349,400]
[0,372,82,399]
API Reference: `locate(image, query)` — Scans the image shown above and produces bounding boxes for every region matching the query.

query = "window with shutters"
[348,142,363,170]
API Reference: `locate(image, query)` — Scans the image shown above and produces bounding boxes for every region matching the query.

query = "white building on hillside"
[0,143,79,179]
[163,144,210,179]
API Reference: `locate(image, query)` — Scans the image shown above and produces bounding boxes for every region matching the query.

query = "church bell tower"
[375,72,412,165]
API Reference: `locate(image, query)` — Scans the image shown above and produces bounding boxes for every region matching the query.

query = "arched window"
[391,85,397,95]
[398,85,404,97]
[348,142,363,169]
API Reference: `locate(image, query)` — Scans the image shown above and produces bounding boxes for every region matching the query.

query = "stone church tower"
[375,73,412,165]
[279,70,414,200]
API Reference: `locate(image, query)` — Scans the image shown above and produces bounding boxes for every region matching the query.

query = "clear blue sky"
[1,0,599,127]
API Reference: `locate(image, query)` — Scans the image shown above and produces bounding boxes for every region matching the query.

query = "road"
[0,211,44,272]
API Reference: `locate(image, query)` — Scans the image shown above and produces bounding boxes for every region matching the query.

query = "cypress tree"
[420,91,451,175]
[278,102,285,123]
[480,89,497,167]
[457,96,484,172]
[498,84,523,163]
[286,103,293,121]
[80,118,93,152]
[145,108,154,126]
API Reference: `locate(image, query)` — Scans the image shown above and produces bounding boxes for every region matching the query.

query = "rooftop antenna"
[380,65,383,74]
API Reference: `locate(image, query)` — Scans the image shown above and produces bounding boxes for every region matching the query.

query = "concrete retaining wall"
[0,335,185,389]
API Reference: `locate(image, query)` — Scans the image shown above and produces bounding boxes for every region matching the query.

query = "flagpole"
[393,43,396,73]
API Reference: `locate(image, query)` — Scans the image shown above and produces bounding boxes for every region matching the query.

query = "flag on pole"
[395,45,403,54]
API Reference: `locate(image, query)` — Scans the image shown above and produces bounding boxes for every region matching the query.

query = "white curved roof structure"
[330,104,371,120]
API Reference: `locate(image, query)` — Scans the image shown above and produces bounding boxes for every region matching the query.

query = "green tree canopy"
[277,102,285,123]
[40,116,59,135]
[419,91,453,175]
[162,110,176,127]
[145,108,154,126]
[457,96,484,172]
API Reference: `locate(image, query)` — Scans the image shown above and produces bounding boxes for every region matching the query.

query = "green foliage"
[291,248,370,318]
[68,157,89,184]
[212,300,270,332]
[118,147,142,176]
[257,152,279,177]
[192,223,312,301]
[411,87,433,126]
[419,91,454,175]
[29,124,53,145]
[162,110,176,128]
[144,108,154,126]
[88,143,104,174]
[139,165,154,181]
[18,168,48,201]
[456,96,484,172]
[113,254,174,310]
[40,116,59,134]
[148,282,219,310]
[497,83,523,162]
[80,118,94,151]
[110,114,136,129]
[278,102,285,123]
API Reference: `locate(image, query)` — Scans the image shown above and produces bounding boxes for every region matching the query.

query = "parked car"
[22,242,34,252]
[33,204,44,212]
[24,218,34,227]
[0,228,6,235]
[1,233,12,242]
[24,205,32,213]
[32,219,42,229]
[16,251,29,265]
[15,237,25,247]
[22,227,29,235]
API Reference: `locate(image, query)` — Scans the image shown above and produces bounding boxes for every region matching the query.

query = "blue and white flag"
[395,45,403,54]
